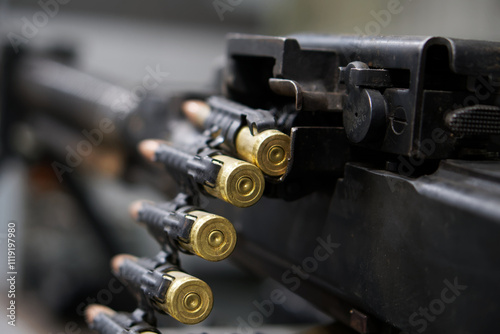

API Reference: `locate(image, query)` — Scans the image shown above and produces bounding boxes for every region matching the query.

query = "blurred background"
[0,1,499,333]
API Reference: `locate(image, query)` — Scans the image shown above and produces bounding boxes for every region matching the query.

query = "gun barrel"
[15,57,137,128]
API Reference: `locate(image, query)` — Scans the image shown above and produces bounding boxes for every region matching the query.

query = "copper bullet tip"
[111,254,137,274]
[129,200,146,221]
[182,100,211,129]
[85,304,115,325]
[138,140,161,162]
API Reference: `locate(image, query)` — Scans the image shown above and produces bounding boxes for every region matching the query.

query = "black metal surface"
[217,34,500,333]
[341,62,388,144]
[232,160,500,334]
[225,34,500,159]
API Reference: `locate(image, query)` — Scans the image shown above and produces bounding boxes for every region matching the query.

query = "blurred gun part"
[85,305,161,334]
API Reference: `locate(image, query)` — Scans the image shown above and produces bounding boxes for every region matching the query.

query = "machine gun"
[2,34,500,334]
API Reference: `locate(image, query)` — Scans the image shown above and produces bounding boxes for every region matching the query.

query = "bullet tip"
[111,254,137,274]
[85,304,115,325]
[129,200,146,221]
[182,100,211,129]
[138,140,161,162]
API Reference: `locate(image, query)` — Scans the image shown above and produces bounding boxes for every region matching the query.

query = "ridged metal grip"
[445,105,500,136]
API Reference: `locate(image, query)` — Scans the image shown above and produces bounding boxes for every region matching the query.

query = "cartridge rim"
[161,271,213,325]
[207,155,265,208]
[257,131,290,176]
[236,127,291,177]
[184,210,237,262]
